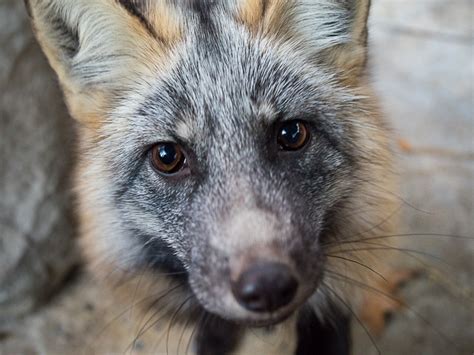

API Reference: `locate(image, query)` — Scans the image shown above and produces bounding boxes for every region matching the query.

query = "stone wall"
[0,0,78,323]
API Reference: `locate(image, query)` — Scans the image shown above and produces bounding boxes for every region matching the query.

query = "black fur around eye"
[150,143,186,175]
[277,121,310,151]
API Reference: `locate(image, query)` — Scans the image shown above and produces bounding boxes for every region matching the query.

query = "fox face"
[27,0,395,331]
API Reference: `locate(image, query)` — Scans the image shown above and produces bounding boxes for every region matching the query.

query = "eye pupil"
[281,123,301,145]
[277,121,309,150]
[151,142,185,175]
[159,144,178,165]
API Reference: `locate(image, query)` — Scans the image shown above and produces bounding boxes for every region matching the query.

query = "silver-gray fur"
[27,1,393,354]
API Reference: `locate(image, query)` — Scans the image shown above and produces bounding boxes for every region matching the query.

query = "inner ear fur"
[320,0,371,79]
[25,0,177,124]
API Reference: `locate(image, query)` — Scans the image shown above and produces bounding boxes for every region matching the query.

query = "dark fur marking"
[296,306,351,355]
[134,230,188,281]
[49,6,80,58]
[26,2,81,58]
[195,315,242,355]
[116,0,160,40]
[190,0,215,20]
[189,0,217,32]
[113,151,147,201]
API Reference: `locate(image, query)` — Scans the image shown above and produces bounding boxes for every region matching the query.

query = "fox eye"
[150,143,186,175]
[277,121,310,151]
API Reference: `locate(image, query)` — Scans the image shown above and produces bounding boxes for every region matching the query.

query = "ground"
[1,0,473,354]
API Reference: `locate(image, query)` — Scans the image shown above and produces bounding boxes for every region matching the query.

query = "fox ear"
[239,0,371,79]
[25,0,180,124]
[315,0,372,78]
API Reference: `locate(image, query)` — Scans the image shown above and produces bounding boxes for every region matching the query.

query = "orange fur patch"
[236,0,266,31]
[148,2,183,46]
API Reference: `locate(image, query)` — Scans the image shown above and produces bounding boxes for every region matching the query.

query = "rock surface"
[0,0,473,354]
[0,0,78,323]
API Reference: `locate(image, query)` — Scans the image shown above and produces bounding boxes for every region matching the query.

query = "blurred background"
[0,0,472,354]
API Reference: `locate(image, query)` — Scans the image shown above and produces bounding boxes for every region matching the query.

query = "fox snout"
[189,200,324,324]
[223,209,300,313]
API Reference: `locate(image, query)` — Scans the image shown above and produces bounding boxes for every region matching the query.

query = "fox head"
[27,0,395,326]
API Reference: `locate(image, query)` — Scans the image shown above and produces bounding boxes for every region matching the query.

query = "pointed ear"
[239,0,371,79]
[316,0,372,78]
[25,0,180,125]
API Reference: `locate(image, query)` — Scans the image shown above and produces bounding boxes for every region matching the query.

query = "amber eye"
[277,121,309,151]
[150,143,186,174]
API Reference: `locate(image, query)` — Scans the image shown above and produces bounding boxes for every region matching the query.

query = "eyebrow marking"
[175,120,195,141]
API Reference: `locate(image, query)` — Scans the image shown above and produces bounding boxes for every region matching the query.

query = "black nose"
[231,262,298,313]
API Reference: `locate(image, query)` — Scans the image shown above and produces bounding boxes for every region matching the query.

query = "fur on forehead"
[28,0,370,130]
[103,35,362,157]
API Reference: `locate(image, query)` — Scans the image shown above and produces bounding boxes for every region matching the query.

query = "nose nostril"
[231,262,298,313]
[276,276,298,306]
[240,288,267,311]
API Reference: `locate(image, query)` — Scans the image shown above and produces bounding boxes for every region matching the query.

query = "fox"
[26,0,399,354]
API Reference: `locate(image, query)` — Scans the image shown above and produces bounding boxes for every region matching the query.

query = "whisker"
[352,175,432,215]
[322,282,381,355]
[85,284,181,354]
[187,311,209,355]
[329,244,457,270]
[334,244,473,306]
[128,267,147,329]
[325,254,388,282]
[323,233,473,248]
[166,295,194,355]
[176,304,196,355]
[329,236,462,285]
[338,204,403,239]
[324,270,463,351]
[126,308,169,355]
[93,252,187,291]
[191,312,214,355]
[124,284,184,354]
